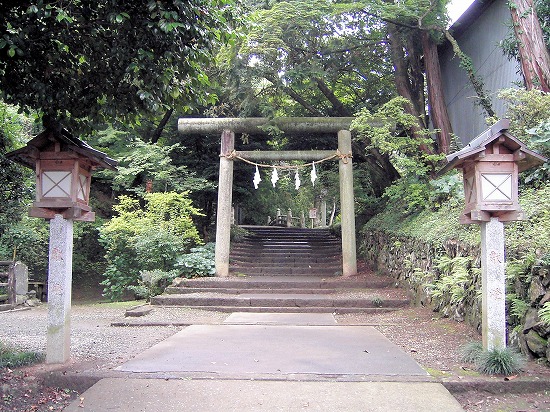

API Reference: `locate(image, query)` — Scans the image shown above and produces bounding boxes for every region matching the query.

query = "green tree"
[0,101,35,236]
[0,1,240,132]
[212,0,400,198]
[219,0,394,118]
[93,127,212,195]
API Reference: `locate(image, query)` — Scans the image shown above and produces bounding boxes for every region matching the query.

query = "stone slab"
[224,312,337,325]
[117,325,427,376]
[64,379,464,412]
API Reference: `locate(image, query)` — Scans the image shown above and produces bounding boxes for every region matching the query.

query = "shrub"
[127,269,179,300]
[175,243,216,278]
[0,218,49,281]
[352,97,446,212]
[230,226,249,243]
[0,342,44,368]
[100,192,203,300]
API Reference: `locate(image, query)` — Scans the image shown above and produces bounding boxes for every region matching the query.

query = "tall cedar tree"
[509,0,550,91]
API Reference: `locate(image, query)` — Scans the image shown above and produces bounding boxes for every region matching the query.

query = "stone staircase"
[230,226,343,277]
[151,226,410,313]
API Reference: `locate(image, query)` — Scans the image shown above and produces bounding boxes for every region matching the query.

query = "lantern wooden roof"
[6,128,117,171]
[439,119,547,175]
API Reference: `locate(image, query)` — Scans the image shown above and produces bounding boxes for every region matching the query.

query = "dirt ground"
[1,293,550,411]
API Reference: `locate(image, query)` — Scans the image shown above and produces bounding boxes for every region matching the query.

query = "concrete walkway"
[64,313,464,411]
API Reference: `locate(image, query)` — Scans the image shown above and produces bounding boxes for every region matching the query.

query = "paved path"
[64,313,464,411]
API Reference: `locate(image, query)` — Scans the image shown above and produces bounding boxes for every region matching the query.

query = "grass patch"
[425,367,451,378]
[476,348,525,375]
[460,342,525,375]
[460,341,484,363]
[0,342,44,368]
[88,300,146,309]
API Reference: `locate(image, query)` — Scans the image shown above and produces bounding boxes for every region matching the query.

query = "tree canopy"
[0,1,240,131]
[217,0,395,118]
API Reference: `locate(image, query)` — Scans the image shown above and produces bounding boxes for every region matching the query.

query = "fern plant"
[427,255,476,306]
[509,295,530,320]
[539,302,550,326]
[505,253,536,283]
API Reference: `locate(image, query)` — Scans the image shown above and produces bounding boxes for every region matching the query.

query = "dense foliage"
[0,1,240,131]
[0,102,35,236]
[99,192,203,300]
[176,243,216,278]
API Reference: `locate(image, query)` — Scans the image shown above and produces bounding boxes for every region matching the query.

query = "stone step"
[241,226,332,233]
[230,250,341,257]
[151,292,410,309]
[229,268,341,277]
[233,244,341,250]
[236,233,338,240]
[231,249,341,255]
[230,256,340,263]
[233,241,341,248]
[145,305,399,314]
[239,234,340,240]
[165,287,338,295]
[229,264,340,272]
[169,276,394,290]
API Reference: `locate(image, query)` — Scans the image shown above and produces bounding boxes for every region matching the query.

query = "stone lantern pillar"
[6,128,117,363]
[439,119,546,350]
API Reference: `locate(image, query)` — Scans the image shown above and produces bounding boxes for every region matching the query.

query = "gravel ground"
[1,302,550,412]
[0,303,226,369]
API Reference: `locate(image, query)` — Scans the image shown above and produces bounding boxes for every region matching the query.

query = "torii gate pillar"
[215,130,234,277]
[338,130,357,277]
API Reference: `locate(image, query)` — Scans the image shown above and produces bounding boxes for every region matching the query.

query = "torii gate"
[178,117,357,277]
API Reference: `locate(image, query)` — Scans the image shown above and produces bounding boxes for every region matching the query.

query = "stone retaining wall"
[360,230,550,363]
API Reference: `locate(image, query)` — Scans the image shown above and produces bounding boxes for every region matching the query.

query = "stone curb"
[40,367,550,398]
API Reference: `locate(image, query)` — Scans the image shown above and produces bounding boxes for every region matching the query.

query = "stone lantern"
[6,127,116,363]
[439,119,547,351]
[440,119,546,224]
[6,128,117,221]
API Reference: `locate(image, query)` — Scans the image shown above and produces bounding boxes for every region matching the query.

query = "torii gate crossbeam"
[178,117,357,277]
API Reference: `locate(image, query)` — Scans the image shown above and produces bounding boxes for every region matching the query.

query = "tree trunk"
[265,74,324,116]
[352,141,400,197]
[387,24,420,120]
[421,31,453,154]
[314,77,353,116]
[509,0,550,91]
[387,24,432,154]
[405,33,427,126]
[150,108,173,144]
